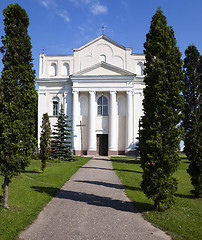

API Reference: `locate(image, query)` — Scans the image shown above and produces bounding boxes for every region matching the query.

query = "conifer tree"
[51,105,73,161]
[0,4,37,208]
[40,113,51,174]
[183,45,202,197]
[140,8,184,210]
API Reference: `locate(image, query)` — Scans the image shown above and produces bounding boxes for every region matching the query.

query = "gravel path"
[19,157,171,240]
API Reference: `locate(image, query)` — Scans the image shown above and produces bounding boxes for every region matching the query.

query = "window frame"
[50,62,57,76]
[97,95,108,116]
[99,54,106,63]
[62,63,69,76]
[52,97,59,116]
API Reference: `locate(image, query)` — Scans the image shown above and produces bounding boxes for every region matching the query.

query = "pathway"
[19,157,171,240]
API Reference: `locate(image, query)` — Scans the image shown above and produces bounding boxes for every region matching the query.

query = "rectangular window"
[97,96,108,116]
[98,106,102,115]
[53,101,58,116]
[103,106,108,116]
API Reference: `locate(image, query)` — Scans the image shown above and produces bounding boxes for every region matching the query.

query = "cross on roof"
[100,25,107,35]
[41,48,46,54]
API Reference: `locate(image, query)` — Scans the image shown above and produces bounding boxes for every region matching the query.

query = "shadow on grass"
[81,166,142,174]
[134,202,155,212]
[31,186,60,197]
[31,186,138,213]
[111,159,141,164]
[175,193,195,199]
[22,170,41,174]
[115,169,143,174]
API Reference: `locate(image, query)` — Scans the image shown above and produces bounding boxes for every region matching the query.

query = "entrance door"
[97,134,108,156]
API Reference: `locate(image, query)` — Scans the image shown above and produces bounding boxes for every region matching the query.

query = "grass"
[0,156,91,240]
[111,155,202,240]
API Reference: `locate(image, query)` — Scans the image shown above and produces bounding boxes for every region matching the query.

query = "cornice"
[36,78,70,84]
[72,61,136,76]
[70,75,135,83]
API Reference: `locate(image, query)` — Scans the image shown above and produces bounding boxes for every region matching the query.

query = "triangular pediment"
[73,34,132,52]
[72,62,135,76]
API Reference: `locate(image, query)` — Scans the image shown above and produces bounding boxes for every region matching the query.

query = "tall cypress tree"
[51,105,73,161]
[183,45,202,197]
[0,4,37,208]
[140,8,184,209]
[40,113,52,174]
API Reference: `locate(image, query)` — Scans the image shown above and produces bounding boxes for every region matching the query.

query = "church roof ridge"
[73,34,132,52]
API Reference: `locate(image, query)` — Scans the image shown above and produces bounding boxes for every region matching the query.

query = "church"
[37,35,145,156]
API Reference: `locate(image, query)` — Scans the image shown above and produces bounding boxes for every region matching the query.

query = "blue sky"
[0,0,202,78]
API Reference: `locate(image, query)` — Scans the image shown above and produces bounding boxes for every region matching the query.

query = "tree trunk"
[3,176,10,209]
[154,199,160,211]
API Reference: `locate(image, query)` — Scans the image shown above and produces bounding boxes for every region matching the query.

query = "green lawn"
[111,155,202,240]
[0,157,91,240]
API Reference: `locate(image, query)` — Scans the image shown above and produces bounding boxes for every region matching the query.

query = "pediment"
[72,62,135,76]
[73,34,132,52]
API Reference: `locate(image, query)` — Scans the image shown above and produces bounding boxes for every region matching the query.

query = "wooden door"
[97,134,108,156]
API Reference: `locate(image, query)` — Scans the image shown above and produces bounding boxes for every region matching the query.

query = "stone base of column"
[87,150,97,156]
[125,150,139,156]
[73,150,88,156]
[108,150,118,156]
[118,150,125,155]
[73,150,80,156]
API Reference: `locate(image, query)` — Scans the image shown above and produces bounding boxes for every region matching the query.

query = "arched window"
[62,63,69,76]
[99,54,106,63]
[50,63,57,76]
[52,97,59,116]
[117,95,125,115]
[137,62,144,76]
[97,95,108,116]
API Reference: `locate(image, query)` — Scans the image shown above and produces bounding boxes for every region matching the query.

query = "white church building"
[37,35,145,156]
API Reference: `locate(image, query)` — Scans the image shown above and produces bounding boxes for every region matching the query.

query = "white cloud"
[40,0,56,8]
[69,0,108,15]
[81,0,91,4]
[41,0,50,8]
[40,0,70,23]
[69,0,81,7]
[57,10,70,23]
[91,2,108,15]
[77,26,85,32]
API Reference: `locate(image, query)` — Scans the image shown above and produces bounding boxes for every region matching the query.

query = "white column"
[38,92,46,149]
[133,92,142,148]
[39,54,45,78]
[109,91,117,152]
[72,91,79,151]
[88,91,96,152]
[126,90,133,151]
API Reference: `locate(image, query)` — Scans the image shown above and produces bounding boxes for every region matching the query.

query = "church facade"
[37,35,145,156]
